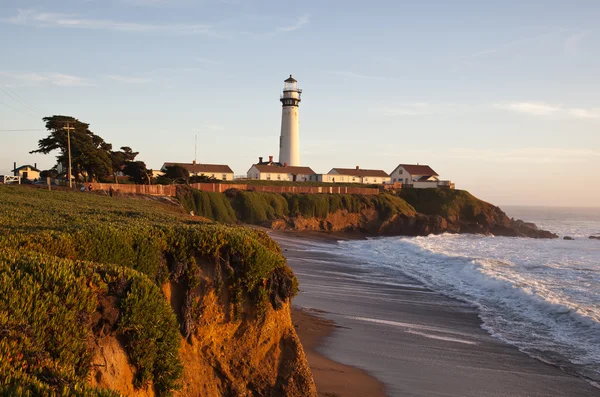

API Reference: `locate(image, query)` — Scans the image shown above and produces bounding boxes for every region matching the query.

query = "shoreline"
[276,230,600,397]
[292,306,388,397]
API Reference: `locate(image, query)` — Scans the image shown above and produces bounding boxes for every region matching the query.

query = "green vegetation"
[177,187,237,223]
[31,115,152,184]
[0,250,180,396]
[398,188,496,222]
[178,188,416,225]
[0,185,297,396]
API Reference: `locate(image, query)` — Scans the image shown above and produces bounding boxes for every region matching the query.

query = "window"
[222,174,227,180]
[399,169,403,175]
[266,174,271,180]
[277,174,281,180]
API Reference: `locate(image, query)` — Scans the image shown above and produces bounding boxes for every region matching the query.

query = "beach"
[277,230,600,397]
[292,307,387,397]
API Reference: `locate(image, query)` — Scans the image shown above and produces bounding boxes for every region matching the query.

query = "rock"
[563,236,574,240]
[590,235,600,240]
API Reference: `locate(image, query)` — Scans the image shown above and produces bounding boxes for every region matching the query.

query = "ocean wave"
[336,234,600,385]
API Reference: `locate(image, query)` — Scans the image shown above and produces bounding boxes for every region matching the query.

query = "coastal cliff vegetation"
[0,186,315,396]
[177,186,556,238]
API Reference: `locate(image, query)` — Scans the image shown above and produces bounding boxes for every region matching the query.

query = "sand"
[292,307,387,397]
[275,230,600,397]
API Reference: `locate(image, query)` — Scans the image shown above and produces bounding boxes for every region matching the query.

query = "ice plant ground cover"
[0,185,297,396]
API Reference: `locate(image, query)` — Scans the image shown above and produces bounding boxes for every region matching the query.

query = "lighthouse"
[279,75,301,166]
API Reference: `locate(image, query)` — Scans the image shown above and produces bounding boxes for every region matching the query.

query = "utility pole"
[194,134,197,163]
[64,122,75,188]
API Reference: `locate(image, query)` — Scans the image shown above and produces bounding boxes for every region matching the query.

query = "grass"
[0,185,297,396]
[398,188,496,222]
[178,187,416,225]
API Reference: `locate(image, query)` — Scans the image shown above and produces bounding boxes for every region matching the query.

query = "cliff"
[0,186,316,396]
[178,186,557,238]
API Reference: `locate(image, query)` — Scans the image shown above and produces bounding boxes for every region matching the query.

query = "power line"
[0,83,42,112]
[0,84,42,116]
[0,99,38,119]
[0,128,45,132]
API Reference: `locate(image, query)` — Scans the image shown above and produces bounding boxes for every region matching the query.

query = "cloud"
[495,101,600,119]
[0,71,91,86]
[277,15,309,32]
[494,102,561,116]
[381,102,432,116]
[6,9,310,37]
[201,124,225,131]
[195,57,222,65]
[325,70,379,80]
[446,147,600,164]
[564,31,589,55]
[7,8,217,35]
[380,102,471,116]
[105,74,151,84]
[122,0,171,5]
[567,108,600,119]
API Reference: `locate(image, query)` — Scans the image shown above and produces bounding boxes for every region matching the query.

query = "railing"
[88,182,381,197]
[0,175,21,184]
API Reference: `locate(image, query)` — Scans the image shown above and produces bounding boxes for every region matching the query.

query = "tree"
[110,146,139,183]
[123,161,151,185]
[163,165,189,184]
[39,169,58,179]
[30,116,113,182]
[189,174,220,183]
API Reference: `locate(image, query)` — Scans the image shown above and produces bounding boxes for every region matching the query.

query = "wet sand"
[292,307,387,397]
[275,230,600,397]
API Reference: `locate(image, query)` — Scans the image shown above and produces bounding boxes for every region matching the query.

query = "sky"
[0,0,599,207]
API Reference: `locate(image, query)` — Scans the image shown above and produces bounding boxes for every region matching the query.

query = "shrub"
[0,185,298,396]
[398,188,491,221]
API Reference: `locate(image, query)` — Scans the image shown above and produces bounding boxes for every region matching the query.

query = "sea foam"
[330,230,600,386]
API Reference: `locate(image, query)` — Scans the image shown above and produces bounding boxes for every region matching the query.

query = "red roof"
[398,164,438,176]
[331,168,390,178]
[162,162,233,174]
[252,164,315,174]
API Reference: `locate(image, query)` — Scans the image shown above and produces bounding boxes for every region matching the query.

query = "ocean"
[321,206,600,389]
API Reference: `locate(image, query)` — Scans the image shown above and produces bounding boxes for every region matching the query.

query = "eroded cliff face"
[166,282,315,397]
[90,263,316,397]
[269,206,556,238]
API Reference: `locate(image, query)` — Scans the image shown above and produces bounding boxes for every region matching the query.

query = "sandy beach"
[292,307,387,397]
[276,230,600,397]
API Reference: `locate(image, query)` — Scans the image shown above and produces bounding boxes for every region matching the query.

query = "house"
[389,164,454,189]
[151,170,164,179]
[246,160,315,182]
[312,166,390,184]
[161,161,234,181]
[12,163,41,181]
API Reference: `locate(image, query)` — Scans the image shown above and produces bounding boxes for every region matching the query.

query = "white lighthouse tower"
[279,75,302,166]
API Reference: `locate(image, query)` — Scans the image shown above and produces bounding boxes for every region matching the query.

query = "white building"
[316,166,390,184]
[161,161,234,181]
[389,164,454,189]
[279,75,301,166]
[12,163,41,181]
[247,163,315,182]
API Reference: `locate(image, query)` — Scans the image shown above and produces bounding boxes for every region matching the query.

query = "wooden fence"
[89,183,380,197]
[90,183,177,196]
